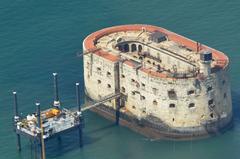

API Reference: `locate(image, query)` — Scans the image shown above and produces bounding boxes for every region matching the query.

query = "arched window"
[138,45,142,52]
[123,44,129,52]
[131,44,137,52]
[169,103,175,108]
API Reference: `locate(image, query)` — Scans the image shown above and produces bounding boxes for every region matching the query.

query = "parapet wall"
[83,24,229,69]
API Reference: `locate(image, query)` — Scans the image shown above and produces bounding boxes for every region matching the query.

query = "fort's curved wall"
[82,24,232,138]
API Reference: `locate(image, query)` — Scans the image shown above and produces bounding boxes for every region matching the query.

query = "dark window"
[123,44,129,52]
[121,87,126,93]
[132,105,136,109]
[97,80,101,84]
[131,44,137,52]
[131,91,135,95]
[208,99,214,105]
[189,103,195,108]
[142,110,146,113]
[131,79,135,82]
[138,45,142,52]
[168,90,177,98]
[210,113,214,118]
[140,95,145,100]
[224,93,227,98]
[107,71,111,76]
[97,67,101,71]
[169,103,175,108]
[147,60,151,64]
[207,86,212,92]
[107,84,111,88]
[121,74,125,78]
[153,100,158,105]
[187,90,195,95]
[157,64,161,72]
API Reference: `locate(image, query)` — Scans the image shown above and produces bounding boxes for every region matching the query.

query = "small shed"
[149,31,167,43]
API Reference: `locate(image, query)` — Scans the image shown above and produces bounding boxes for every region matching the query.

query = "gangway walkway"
[70,93,121,112]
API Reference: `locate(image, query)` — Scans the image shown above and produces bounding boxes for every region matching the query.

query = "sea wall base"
[90,104,233,140]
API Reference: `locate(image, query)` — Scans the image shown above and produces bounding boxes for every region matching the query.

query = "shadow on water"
[230,90,240,133]
[232,90,240,120]
[43,130,94,158]
[85,123,116,135]
[43,123,115,158]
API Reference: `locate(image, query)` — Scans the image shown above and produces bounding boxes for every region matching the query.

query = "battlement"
[83,24,229,80]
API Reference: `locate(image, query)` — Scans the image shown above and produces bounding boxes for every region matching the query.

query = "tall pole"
[13,91,21,151]
[53,73,60,108]
[76,83,81,112]
[76,83,83,147]
[36,103,46,159]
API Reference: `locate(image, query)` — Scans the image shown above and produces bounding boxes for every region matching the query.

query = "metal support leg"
[53,73,60,108]
[33,139,37,159]
[13,92,21,151]
[76,83,83,147]
[16,134,21,151]
[57,135,62,143]
[36,103,46,159]
[79,123,83,147]
[115,98,120,125]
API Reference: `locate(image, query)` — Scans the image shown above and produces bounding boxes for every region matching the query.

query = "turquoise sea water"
[0,0,240,159]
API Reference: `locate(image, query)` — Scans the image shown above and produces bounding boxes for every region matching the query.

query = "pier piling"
[13,91,21,151]
[53,73,60,108]
[36,102,46,159]
[76,83,83,147]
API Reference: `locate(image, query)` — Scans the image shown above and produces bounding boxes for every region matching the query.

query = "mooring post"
[13,91,21,151]
[76,83,83,147]
[36,102,46,159]
[114,63,121,125]
[33,139,37,159]
[53,73,60,108]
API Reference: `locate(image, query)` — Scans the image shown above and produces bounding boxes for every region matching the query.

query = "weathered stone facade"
[82,25,232,138]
